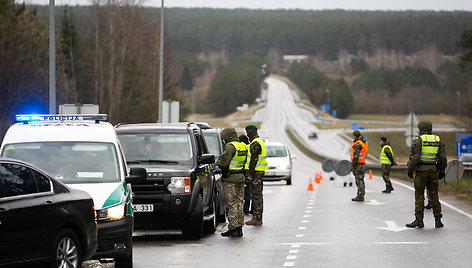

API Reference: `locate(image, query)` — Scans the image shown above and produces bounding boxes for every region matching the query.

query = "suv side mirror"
[199,154,215,165]
[125,167,147,184]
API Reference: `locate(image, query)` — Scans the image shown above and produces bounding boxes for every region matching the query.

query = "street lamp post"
[49,0,56,114]
[457,91,461,126]
[157,0,164,123]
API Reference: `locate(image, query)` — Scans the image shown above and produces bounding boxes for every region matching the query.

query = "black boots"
[382,187,394,193]
[435,218,444,228]
[351,196,364,202]
[221,227,243,237]
[406,219,424,228]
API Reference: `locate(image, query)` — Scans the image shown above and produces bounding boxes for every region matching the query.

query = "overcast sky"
[19,0,472,11]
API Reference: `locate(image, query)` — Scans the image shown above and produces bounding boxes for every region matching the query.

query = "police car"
[0,114,146,268]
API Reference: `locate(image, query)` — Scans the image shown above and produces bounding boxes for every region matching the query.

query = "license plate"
[265,171,275,176]
[133,204,154,212]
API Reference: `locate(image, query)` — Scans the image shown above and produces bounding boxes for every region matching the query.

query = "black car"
[0,158,97,268]
[115,122,223,238]
[308,131,318,139]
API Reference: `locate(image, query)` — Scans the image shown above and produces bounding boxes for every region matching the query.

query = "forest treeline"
[2,1,472,141]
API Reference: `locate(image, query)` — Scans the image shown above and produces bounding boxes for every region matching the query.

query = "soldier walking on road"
[217,128,247,237]
[244,125,268,225]
[351,130,368,202]
[406,120,447,228]
[379,136,398,193]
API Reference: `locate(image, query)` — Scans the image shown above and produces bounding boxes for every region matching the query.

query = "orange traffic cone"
[314,172,321,184]
[306,178,314,191]
[368,169,373,180]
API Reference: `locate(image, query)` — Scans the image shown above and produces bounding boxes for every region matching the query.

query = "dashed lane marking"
[283,262,294,267]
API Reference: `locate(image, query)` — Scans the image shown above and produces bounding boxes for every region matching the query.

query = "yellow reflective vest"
[380,145,394,165]
[244,137,268,171]
[227,141,248,171]
[419,134,440,164]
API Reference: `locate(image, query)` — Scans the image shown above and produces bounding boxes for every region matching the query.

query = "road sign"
[404,112,419,125]
[456,133,472,157]
[405,136,416,147]
[322,159,336,172]
[445,160,464,182]
[331,110,337,117]
[351,122,358,130]
[334,160,351,176]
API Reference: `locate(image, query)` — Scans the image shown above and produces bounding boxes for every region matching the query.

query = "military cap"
[245,124,258,131]
[353,130,361,137]
[380,136,387,142]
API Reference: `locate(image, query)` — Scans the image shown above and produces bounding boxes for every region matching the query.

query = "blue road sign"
[456,133,472,157]
[331,110,337,117]
[351,122,358,129]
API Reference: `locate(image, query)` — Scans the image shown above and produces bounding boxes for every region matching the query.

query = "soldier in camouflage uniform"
[351,130,368,202]
[379,136,398,193]
[406,120,447,228]
[217,128,247,237]
[244,125,267,225]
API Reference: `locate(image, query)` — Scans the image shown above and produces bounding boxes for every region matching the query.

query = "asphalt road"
[86,77,472,268]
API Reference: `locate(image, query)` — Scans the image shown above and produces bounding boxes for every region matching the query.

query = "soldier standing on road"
[379,136,398,193]
[350,130,368,202]
[217,128,247,237]
[244,125,268,225]
[406,120,447,228]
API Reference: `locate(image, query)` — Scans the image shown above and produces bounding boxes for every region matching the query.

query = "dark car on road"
[115,122,223,238]
[0,158,97,268]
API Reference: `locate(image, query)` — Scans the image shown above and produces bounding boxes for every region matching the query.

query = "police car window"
[0,163,38,197]
[118,134,193,165]
[2,142,120,184]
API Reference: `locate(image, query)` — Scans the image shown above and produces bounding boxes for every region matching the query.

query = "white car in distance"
[263,141,295,185]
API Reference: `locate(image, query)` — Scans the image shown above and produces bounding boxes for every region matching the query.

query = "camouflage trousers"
[352,163,366,197]
[223,181,245,230]
[248,171,264,221]
[414,171,442,220]
[381,164,393,189]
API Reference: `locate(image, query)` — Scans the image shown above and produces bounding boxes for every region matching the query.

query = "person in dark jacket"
[406,120,447,228]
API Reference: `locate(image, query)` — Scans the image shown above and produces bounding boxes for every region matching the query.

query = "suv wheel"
[114,247,133,268]
[204,198,217,234]
[52,229,82,268]
[182,195,204,239]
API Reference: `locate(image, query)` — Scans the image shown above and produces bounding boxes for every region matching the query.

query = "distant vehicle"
[459,153,472,164]
[308,131,318,139]
[0,114,144,268]
[0,157,97,268]
[264,141,295,185]
[115,122,223,238]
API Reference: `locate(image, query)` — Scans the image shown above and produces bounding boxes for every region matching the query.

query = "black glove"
[408,171,414,178]
[438,172,445,180]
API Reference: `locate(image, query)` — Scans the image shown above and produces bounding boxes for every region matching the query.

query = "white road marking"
[303,215,311,218]
[286,255,297,260]
[376,221,409,232]
[298,227,306,230]
[392,180,472,220]
[284,262,295,267]
[375,242,429,245]
[366,199,385,206]
[300,220,309,223]
[295,234,304,237]
[289,250,299,254]
[306,206,313,209]
[305,210,312,213]
[291,244,300,248]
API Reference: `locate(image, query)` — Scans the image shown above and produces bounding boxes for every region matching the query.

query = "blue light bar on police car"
[16,114,108,123]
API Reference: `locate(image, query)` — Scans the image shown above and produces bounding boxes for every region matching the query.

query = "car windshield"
[203,133,221,159]
[266,145,287,157]
[118,133,194,165]
[1,142,120,184]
